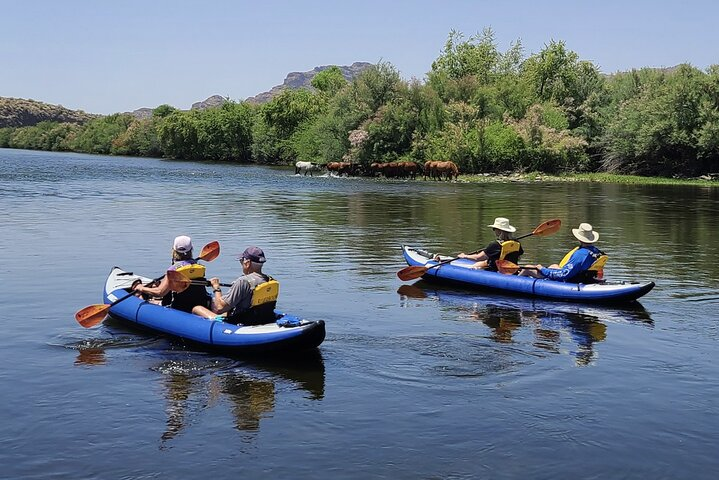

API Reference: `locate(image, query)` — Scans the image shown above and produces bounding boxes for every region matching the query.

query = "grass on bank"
[457,172,719,187]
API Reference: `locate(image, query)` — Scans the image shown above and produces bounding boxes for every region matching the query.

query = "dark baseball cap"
[237,246,266,263]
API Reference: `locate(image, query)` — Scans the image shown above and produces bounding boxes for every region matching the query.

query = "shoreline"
[456,172,719,187]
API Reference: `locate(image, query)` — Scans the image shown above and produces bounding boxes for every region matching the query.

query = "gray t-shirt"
[222,272,268,314]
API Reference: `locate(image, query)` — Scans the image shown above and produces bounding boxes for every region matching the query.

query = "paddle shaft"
[190,280,232,288]
[109,274,166,308]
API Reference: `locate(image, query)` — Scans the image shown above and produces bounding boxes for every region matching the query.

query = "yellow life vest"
[250,279,280,307]
[174,263,206,280]
[499,240,521,260]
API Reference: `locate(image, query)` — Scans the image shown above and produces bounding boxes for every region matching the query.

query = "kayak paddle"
[74,240,220,328]
[396,219,561,282]
[165,269,233,292]
[495,260,540,275]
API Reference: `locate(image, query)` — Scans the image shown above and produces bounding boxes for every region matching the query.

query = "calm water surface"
[1,148,718,479]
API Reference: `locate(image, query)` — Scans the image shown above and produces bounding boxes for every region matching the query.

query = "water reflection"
[74,348,106,366]
[156,353,324,446]
[69,339,324,446]
[398,282,653,366]
[70,334,161,366]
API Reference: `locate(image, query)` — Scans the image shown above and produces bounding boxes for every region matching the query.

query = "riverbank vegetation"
[2,29,718,179]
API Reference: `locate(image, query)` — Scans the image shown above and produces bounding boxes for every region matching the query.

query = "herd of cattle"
[294,160,459,180]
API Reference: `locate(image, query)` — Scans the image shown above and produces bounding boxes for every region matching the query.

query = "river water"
[1,148,718,479]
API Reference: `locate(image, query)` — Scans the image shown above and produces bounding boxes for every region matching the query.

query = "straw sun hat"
[572,223,599,243]
[487,217,516,233]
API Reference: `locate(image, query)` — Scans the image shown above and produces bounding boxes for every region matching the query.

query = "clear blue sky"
[1,0,717,114]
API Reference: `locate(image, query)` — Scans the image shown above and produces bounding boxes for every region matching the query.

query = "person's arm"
[540,250,588,281]
[209,277,231,314]
[134,276,171,298]
[213,277,253,314]
[459,241,495,261]
[459,251,488,261]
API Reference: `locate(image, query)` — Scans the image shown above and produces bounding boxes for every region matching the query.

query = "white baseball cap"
[173,235,193,253]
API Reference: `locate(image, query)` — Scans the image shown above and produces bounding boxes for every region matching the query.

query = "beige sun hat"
[572,223,599,243]
[487,217,516,233]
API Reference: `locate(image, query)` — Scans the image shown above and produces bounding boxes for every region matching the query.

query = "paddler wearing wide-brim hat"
[520,222,605,282]
[454,217,524,271]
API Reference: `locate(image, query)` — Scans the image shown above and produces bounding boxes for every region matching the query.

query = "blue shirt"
[540,245,603,282]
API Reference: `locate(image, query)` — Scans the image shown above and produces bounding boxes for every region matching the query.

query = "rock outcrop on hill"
[191,95,229,110]
[0,97,98,128]
[245,62,373,104]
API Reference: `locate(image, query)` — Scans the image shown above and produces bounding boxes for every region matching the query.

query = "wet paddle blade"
[198,241,220,262]
[75,304,110,328]
[397,265,429,282]
[495,260,521,275]
[166,269,192,293]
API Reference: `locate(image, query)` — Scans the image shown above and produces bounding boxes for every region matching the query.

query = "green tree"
[311,66,347,96]
[111,119,162,157]
[157,110,200,159]
[430,28,500,84]
[71,114,133,154]
[196,101,254,161]
[153,104,177,118]
[253,88,326,163]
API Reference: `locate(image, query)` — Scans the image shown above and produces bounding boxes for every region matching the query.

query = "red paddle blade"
[198,241,220,262]
[495,260,520,275]
[532,219,561,237]
[397,265,429,282]
[75,304,110,328]
[166,269,191,292]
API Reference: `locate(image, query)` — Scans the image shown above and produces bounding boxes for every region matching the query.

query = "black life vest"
[163,263,210,313]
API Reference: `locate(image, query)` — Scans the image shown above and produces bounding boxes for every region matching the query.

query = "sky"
[1,0,718,115]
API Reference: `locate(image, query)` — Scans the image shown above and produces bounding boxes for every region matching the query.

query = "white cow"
[295,161,321,176]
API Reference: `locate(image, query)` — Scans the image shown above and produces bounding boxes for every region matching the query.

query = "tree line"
[2,29,718,177]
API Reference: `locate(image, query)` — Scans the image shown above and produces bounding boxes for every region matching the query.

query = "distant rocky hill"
[1,62,374,126]
[0,97,98,128]
[125,107,154,120]
[245,62,373,104]
[191,95,229,110]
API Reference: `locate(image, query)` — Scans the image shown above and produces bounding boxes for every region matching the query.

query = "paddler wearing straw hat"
[454,217,525,271]
[519,223,606,282]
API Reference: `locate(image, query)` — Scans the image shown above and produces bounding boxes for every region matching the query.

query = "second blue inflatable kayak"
[401,245,654,304]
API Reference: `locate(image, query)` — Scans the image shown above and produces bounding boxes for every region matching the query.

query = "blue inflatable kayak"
[401,245,654,304]
[103,267,325,354]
